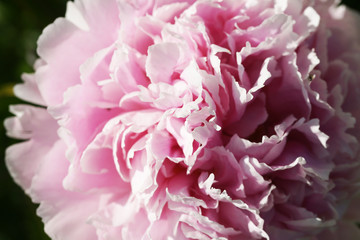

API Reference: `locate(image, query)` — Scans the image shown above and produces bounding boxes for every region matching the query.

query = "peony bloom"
[5,0,360,239]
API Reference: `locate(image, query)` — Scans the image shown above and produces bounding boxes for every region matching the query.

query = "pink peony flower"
[5,0,360,239]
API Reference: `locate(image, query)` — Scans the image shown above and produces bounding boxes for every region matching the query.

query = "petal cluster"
[5,0,360,239]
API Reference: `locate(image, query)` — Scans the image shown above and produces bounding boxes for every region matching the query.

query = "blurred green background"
[0,0,359,239]
[0,1,66,239]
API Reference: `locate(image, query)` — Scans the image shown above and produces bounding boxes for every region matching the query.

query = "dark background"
[0,1,359,239]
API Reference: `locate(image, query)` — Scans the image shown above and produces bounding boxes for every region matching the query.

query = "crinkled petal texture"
[5,0,360,239]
